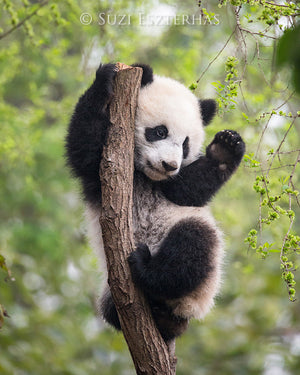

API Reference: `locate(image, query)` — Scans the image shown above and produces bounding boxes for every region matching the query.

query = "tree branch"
[196,25,237,84]
[99,64,176,375]
[0,0,49,41]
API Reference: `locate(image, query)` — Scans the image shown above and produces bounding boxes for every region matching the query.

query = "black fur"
[128,219,216,300]
[131,63,153,86]
[145,125,168,142]
[150,299,189,341]
[182,136,189,159]
[101,289,189,341]
[65,63,116,204]
[101,290,121,330]
[199,99,217,126]
[159,130,245,207]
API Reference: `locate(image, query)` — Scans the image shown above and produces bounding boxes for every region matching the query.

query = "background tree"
[0,1,299,374]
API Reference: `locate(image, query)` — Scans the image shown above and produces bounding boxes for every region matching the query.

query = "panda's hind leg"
[150,299,189,341]
[100,287,121,331]
[128,218,217,302]
[100,285,187,341]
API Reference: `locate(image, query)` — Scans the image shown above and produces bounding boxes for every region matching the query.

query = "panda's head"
[132,64,217,181]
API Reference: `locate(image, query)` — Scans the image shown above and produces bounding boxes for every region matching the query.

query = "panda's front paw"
[95,63,118,98]
[128,244,151,285]
[207,130,245,165]
[215,130,245,156]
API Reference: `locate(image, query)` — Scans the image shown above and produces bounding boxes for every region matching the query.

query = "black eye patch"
[183,136,189,159]
[145,125,168,142]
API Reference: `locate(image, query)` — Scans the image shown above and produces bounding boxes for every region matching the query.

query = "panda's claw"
[216,130,244,151]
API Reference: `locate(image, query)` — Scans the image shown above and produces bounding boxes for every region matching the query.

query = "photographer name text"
[80,12,220,26]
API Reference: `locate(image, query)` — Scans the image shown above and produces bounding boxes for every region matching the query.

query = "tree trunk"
[99,64,176,374]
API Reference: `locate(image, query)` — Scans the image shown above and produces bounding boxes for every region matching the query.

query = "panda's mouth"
[147,160,163,174]
[145,160,178,181]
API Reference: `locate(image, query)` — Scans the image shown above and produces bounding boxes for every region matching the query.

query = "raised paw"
[128,243,151,285]
[215,130,244,154]
[207,129,245,164]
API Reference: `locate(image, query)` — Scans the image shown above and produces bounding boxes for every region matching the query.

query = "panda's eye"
[156,126,168,138]
[145,125,168,142]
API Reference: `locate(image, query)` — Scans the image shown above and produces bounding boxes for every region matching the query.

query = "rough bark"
[99,64,176,374]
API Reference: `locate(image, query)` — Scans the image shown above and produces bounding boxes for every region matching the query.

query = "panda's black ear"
[131,63,154,87]
[199,99,217,126]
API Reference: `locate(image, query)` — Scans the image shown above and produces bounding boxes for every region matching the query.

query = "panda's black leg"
[150,299,189,341]
[100,286,188,341]
[100,289,121,331]
[128,218,217,301]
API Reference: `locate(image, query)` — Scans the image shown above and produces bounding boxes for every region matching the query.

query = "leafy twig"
[0,0,49,41]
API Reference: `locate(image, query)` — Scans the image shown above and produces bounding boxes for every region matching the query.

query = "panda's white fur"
[135,76,205,181]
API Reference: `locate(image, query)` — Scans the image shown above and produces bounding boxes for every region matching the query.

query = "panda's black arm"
[159,130,245,207]
[65,63,117,204]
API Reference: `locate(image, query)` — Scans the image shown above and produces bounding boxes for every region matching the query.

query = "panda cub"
[65,63,245,341]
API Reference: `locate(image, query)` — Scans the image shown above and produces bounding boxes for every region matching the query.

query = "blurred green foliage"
[276,24,300,94]
[0,0,299,374]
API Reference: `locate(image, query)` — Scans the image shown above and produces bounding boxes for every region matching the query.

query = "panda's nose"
[162,161,178,172]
